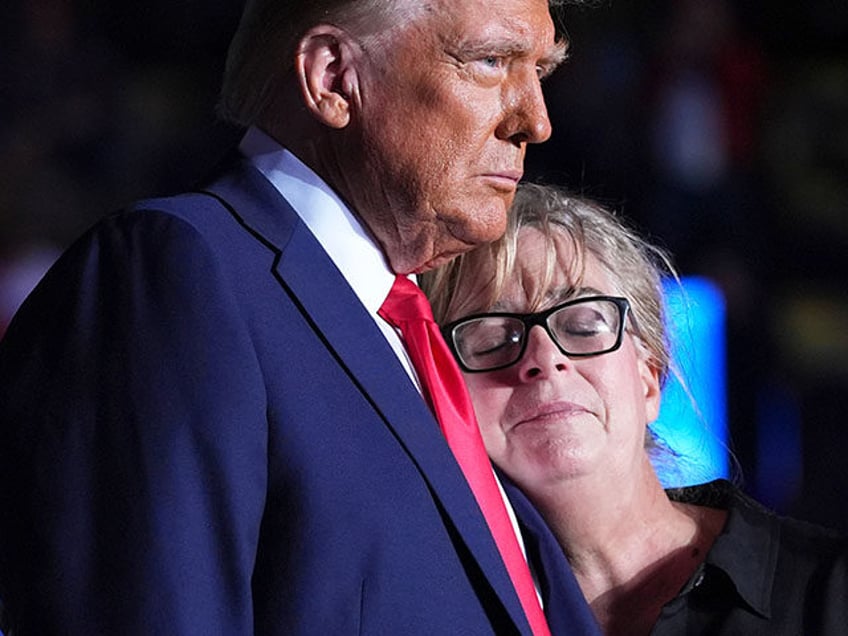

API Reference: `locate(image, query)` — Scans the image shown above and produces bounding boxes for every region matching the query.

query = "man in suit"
[0,0,599,634]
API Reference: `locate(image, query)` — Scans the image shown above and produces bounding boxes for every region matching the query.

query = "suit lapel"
[201,161,531,634]
[501,472,601,636]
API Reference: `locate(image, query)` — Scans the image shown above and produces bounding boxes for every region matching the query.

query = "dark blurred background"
[1,1,847,530]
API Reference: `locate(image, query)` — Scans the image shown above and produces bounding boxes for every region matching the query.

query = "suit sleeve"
[0,210,268,635]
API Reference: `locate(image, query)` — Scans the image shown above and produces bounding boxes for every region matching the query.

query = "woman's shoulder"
[669,478,847,566]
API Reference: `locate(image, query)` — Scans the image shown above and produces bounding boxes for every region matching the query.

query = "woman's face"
[460,227,661,494]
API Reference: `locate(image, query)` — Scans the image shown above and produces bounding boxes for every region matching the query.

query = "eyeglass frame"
[441,295,631,373]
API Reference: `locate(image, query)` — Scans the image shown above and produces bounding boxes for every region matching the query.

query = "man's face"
[350,0,566,273]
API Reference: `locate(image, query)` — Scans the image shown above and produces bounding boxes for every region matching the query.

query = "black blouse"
[655,479,848,634]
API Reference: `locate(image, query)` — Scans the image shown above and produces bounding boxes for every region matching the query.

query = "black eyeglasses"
[441,295,630,373]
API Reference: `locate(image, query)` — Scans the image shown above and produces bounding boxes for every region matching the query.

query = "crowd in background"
[2,0,848,529]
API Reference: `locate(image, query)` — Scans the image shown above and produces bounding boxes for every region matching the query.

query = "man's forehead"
[469,5,567,66]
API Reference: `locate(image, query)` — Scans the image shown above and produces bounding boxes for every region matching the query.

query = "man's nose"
[496,73,553,146]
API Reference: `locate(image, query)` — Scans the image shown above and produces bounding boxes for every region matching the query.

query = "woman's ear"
[639,353,663,425]
[294,25,362,129]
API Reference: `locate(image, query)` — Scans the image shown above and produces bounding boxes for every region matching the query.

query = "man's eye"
[480,55,504,69]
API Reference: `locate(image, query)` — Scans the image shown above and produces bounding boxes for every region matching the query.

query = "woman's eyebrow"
[547,286,606,304]
[486,286,607,313]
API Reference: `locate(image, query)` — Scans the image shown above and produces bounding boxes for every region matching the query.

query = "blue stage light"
[653,276,729,487]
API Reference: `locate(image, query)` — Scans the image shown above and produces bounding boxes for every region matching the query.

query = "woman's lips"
[511,401,589,430]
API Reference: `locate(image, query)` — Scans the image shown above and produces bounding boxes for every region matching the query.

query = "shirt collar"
[238,125,396,313]
[703,484,778,618]
[669,479,777,618]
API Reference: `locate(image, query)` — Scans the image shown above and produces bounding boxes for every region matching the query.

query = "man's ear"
[294,25,362,129]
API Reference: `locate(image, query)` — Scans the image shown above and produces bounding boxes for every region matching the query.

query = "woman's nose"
[516,324,571,381]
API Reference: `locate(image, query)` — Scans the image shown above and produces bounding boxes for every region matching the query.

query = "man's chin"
[455,200,510,241]
[414,251,467,274]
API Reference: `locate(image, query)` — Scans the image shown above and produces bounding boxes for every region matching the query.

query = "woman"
[422,183,848,635]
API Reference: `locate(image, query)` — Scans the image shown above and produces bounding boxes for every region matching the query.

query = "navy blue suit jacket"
[0,159,598,635]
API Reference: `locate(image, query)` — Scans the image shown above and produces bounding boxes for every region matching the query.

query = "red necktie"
[379,275,550,636]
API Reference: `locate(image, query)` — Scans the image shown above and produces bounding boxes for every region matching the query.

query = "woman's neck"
[531,462,727,635]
